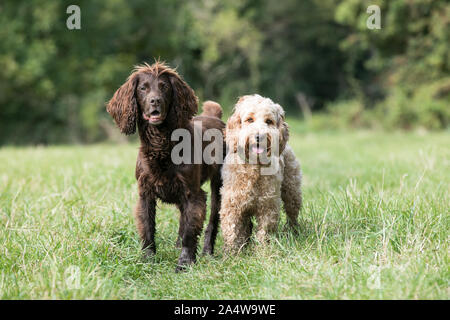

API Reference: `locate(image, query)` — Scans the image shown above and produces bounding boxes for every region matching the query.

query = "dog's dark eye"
[245,118,254,123]
[159,82,168,90]
[265,119,274,125]
[139,86,146,91]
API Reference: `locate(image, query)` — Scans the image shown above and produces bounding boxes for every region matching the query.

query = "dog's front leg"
[221,206,253,252]
[175,213,184,249]
[255,199,281,243]
[176,191,206,272]
[135,177,157,258]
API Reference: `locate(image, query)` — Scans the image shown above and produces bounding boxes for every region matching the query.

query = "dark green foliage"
[0,0,448,144]
[335,0,449,129]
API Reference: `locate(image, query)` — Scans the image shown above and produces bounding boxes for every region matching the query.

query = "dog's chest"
[154,182,183,204]
[148,167,184,204]
[222,161,284,206]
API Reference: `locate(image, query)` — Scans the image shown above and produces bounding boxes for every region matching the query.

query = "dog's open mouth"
[248,139,272,159]
[143,110,162,123]
[251,144,265,154]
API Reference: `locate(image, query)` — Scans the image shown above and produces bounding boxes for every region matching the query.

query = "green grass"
[0,129,448,299]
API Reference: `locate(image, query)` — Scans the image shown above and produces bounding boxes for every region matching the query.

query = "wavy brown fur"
[220,94,302,252]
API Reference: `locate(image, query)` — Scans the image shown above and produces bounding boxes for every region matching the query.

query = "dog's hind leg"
[202,173,222,255]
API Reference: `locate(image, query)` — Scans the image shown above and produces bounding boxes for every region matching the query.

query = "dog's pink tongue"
[252,146,264,154]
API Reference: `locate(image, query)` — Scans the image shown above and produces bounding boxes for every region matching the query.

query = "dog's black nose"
[255,134,265,143]
[150,97,161,106]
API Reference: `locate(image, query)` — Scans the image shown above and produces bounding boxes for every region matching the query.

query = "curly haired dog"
[106,62,224,271]
[220,94,302,251]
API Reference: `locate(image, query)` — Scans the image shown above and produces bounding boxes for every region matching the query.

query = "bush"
[379,80,450,130]
[308,100,377,131]
[310,79,450,131]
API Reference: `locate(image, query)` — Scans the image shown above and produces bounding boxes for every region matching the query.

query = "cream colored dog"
[220,94,302,251]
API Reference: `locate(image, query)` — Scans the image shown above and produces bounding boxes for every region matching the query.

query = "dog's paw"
[283,222,300,235]
[175,248,195,272]
[175,264,188,273]
[142,247,156,260]
[202,245,214,256]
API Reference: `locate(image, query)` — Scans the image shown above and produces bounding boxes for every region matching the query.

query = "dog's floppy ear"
[279,118,289,153]
[168,71,198,124]
[227,96,245,131]
[277,105,289,153]
[225,108,241,154]
[106,73,138,135]
[226,109,241,131]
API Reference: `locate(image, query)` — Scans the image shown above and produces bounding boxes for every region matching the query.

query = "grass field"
[0,126,448,299]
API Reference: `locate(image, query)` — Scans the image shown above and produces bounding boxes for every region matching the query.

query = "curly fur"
[106,61,224,271]
[220,94,302,251]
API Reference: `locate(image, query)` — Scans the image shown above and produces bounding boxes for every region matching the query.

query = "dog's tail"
[200,100,223,119]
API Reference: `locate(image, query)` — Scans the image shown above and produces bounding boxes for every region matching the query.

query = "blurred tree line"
[0,0,448,144]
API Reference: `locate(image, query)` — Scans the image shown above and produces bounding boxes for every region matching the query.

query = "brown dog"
[106,62,224,271]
